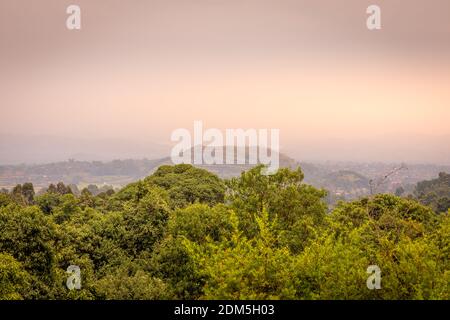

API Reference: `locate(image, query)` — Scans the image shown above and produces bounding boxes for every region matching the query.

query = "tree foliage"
[414,172,450,213]
[0,165,448,300]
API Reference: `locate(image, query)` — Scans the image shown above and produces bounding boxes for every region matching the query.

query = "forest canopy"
[0,164,448,300]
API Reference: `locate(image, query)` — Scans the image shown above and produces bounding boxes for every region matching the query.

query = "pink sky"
[1,0,449,164]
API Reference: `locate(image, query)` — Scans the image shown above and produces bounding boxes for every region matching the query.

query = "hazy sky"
[1,0,449,164]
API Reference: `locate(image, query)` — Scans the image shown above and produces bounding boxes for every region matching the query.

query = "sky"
[0,0,449,164]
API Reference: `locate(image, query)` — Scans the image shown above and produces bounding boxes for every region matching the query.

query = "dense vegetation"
[414,172,450,214]
[0,164,448,300]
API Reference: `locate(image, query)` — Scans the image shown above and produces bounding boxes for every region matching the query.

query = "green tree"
[0,253,32,300]
[227,165,327,252]
[146,164,225,208]
[414,172,450,213]
[21,183,35,205]
[95,262,170,300]
[185,210,297,299]
[0,205,59,298]
[120,186,171,256]
[149,204,233,299]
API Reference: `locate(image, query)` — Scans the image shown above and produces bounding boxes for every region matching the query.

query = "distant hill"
[0,148,305,190]
[414,172,450,213]
[0,158,168,191]
[1,150,449,206]
[314,170,370,198]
